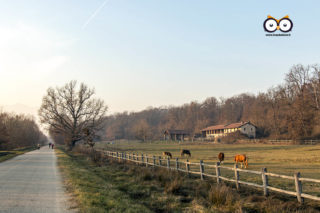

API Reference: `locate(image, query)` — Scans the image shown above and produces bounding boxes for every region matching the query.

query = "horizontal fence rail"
[99,150,320,203]
[237,139,320,145]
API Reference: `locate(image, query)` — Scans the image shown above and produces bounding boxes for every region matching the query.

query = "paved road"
[0,146,73,213]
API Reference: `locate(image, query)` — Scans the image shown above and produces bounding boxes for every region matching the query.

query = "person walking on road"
[49,142,52,148]
[51,144,54,149]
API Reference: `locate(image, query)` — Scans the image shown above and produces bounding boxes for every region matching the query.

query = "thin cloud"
[82,0,110,30]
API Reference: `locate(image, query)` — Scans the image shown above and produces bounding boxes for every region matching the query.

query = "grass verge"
[56,146,320,213]
[0,147,36,163]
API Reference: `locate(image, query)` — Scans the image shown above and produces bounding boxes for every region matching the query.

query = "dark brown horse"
[180,149,191,157]
[218,152,224,163]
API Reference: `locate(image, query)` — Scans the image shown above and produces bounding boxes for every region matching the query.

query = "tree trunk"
[67,140,77,151]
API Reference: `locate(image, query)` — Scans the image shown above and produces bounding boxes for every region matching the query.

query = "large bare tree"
[39,81,107,149]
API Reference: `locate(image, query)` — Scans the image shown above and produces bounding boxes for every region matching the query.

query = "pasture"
[97,141,320,198]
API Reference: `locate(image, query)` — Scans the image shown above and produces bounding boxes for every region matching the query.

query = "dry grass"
[63,146,320,212]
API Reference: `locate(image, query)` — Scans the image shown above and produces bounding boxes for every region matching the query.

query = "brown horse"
[218,152,224,163]
[234,154,248,168]
[180,149,191,157]
[162,151,172,159]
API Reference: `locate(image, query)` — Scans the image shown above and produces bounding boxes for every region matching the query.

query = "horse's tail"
[245,157,248,167]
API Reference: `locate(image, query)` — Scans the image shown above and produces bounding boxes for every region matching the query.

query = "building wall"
[240,124,256,138]
[204,125,256,139]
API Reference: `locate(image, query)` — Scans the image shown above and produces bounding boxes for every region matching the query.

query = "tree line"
[43,64,320,149]
[0,111,47,150]
[102,64,320,141]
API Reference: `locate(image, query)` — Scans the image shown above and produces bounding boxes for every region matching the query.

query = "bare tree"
[39,81,107,149]
[0,113,9,149]
[132,119,150,142]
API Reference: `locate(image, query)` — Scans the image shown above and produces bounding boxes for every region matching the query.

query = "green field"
[0,147,36,162]
[96,140,320,197]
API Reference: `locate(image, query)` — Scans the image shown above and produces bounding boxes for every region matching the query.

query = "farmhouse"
[163,129,190,141]
[201,121,256,139]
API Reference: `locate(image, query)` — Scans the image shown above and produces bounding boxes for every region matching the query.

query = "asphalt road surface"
[0,146,74,213]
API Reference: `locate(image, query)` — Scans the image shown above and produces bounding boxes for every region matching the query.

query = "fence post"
[200,160,204,180]
[216,162,221,184]
[153,156,156,167]
[294,172,304,203]
[136,153,139,164]
[167,157,170,169]
[186,159,190,177]
[145,154,148,167]
[159,156,162,166]
[261,168,269,196]
[141,154,144,165]
[176,158,179,170]
[234,164,240,190]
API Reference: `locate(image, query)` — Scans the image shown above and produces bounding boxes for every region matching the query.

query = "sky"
[0,0,320,117]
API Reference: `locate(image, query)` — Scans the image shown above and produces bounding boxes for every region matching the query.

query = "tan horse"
[234,154,248,168]
[162,151,172,159]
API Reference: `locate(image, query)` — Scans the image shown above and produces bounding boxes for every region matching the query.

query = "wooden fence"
[237,139,320,145]
[100,150,320,203]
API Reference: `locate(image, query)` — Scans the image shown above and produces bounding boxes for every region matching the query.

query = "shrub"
[164,177,183,195]
[220,131,248,144]
[208,185,234,207]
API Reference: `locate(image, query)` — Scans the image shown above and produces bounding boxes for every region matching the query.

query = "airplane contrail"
[82,0,110,30]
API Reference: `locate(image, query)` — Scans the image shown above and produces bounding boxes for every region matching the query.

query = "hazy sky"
[0,0,319,115]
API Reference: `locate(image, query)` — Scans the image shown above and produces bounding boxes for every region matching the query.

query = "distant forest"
[101,64,320,141]
[0,112,47,150]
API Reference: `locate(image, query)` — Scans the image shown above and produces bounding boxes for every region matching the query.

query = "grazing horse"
[180,149,191,157]
[218,152,224,163]
[234,154,248,168]
[162,151,172,159]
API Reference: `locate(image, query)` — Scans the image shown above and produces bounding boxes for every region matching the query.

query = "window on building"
[244,128,246,131]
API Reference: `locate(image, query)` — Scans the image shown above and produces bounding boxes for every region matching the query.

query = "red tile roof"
[201,121,253,132]
[225,122,247,129]
[201,125,225,131]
